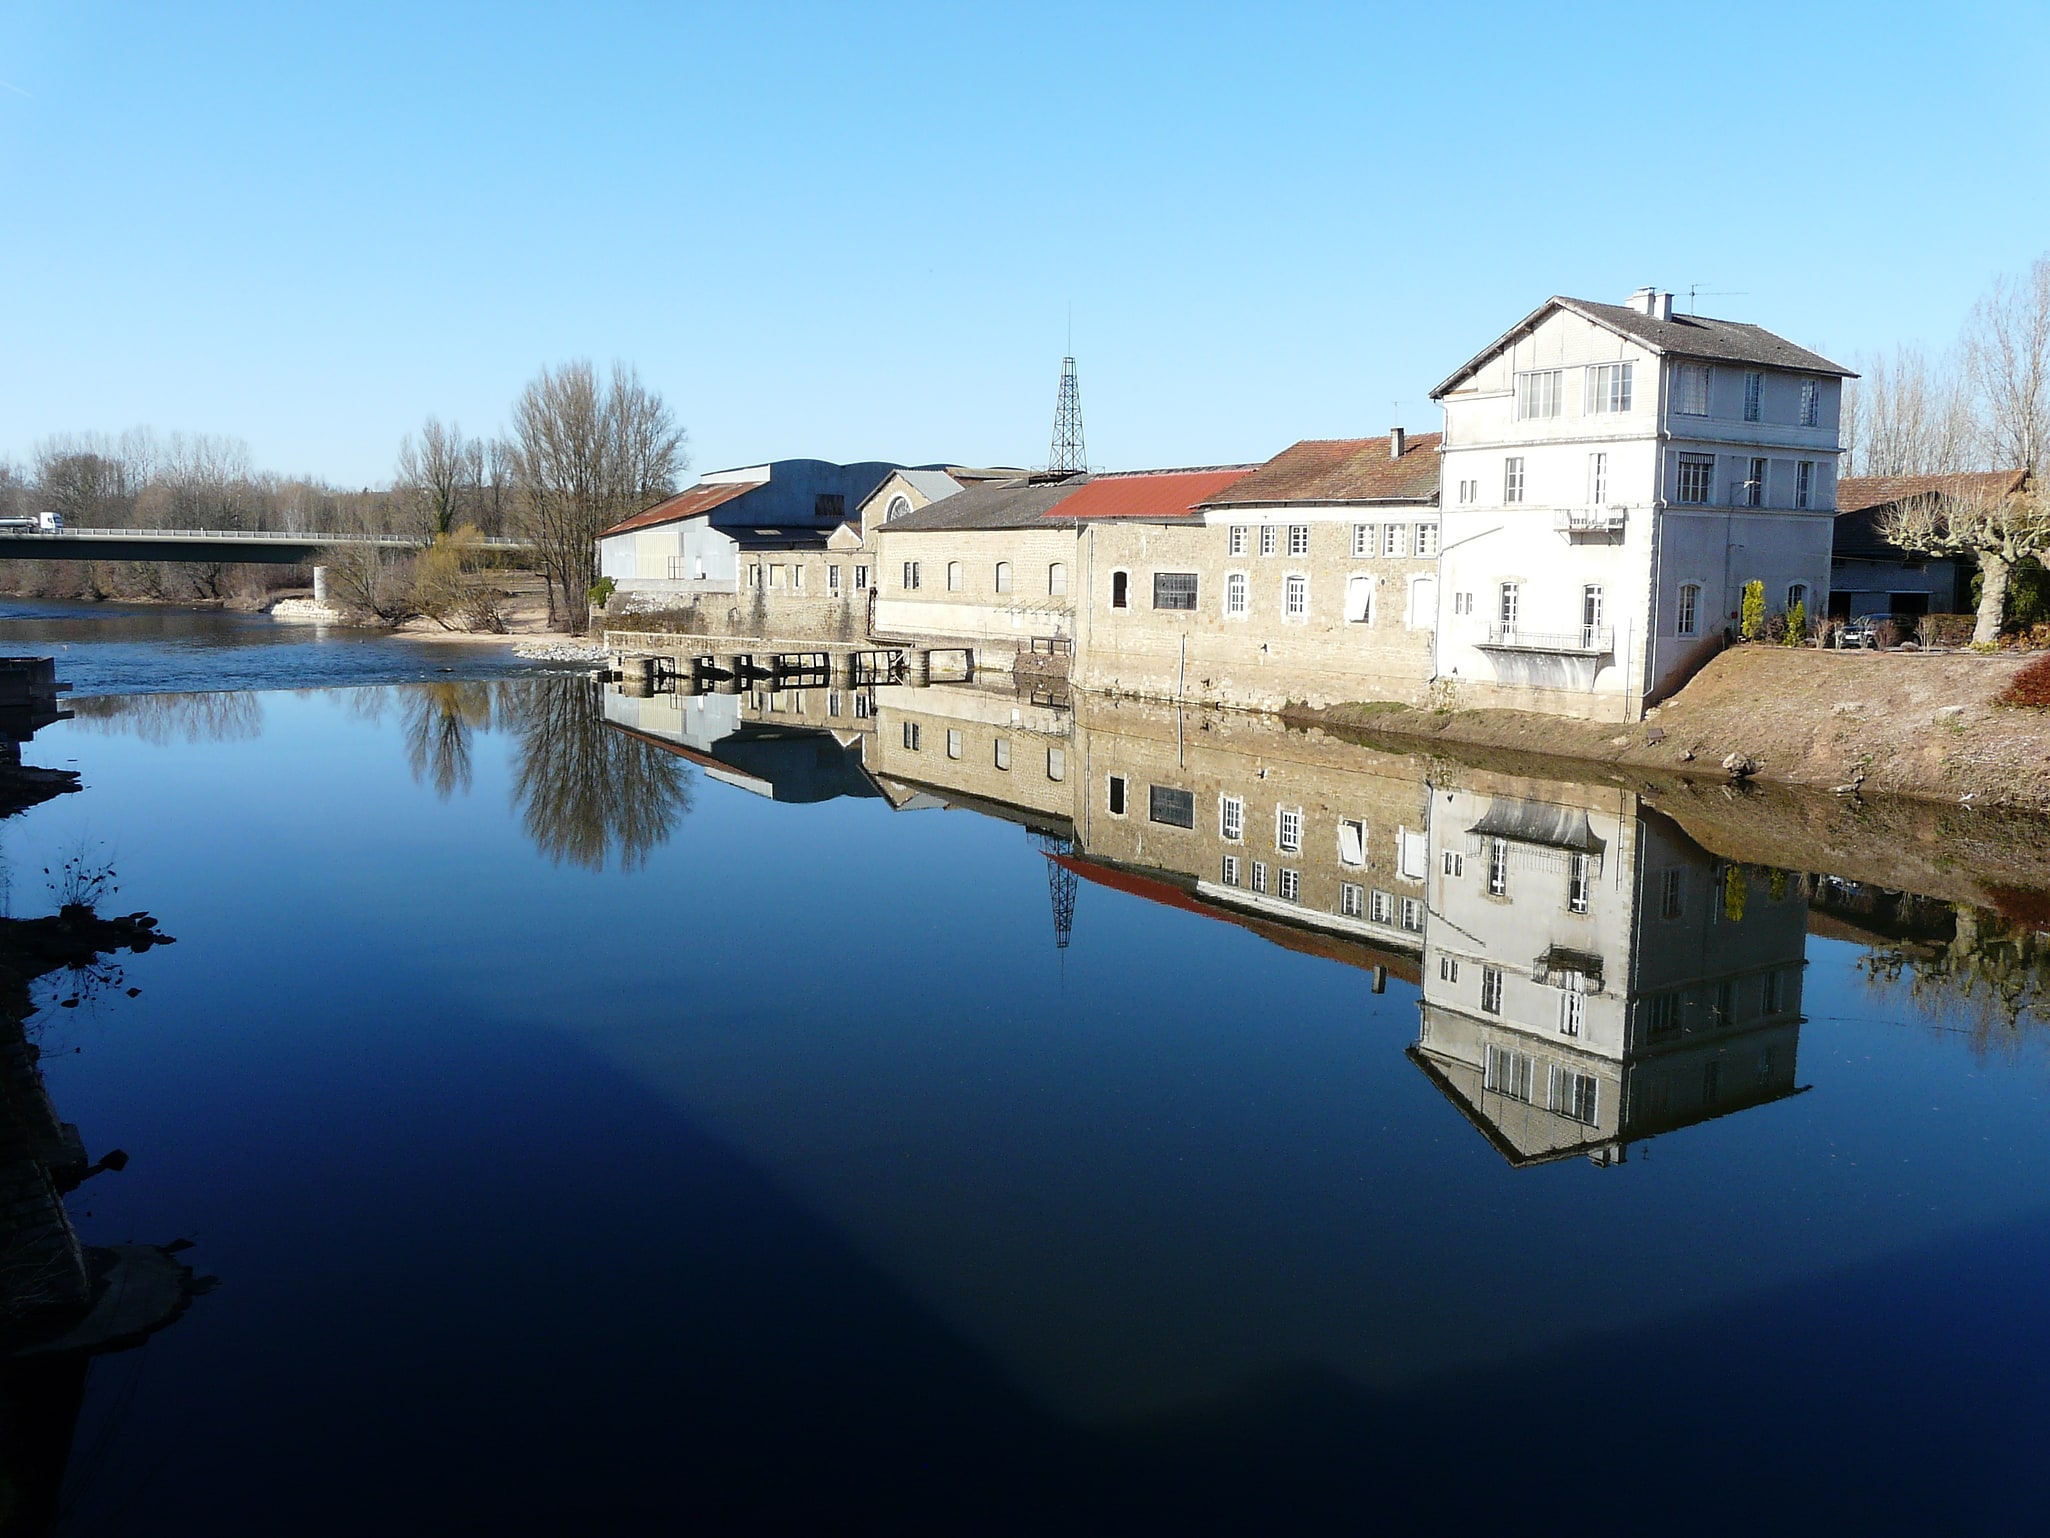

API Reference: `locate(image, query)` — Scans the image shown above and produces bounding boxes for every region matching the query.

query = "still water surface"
[8,655,2050,1533]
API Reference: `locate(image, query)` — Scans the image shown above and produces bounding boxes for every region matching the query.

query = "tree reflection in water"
[501,675,693,871]
[1858,901,2050,1058]
[398,682,495,800]
[66,691,265,745]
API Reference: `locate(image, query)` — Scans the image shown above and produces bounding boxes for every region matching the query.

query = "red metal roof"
[601,480,759,538]
[1045,466,1256,521]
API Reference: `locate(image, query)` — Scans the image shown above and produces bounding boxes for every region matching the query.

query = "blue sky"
[3,1,2046,486]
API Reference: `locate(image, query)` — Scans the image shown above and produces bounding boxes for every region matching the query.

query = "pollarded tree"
[1879,478,2050,645]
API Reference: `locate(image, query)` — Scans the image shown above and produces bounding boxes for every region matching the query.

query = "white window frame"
[1799,379,1820,427]
[1414,522,1438,558]
[1259,525,1278,556]
[1222,854,1241,887]
[1283,573,1308,620]
[1219,794,1244,842]
[1588,452,1608,506]
[946,560,963,591]
[1287,524,1310,557]
[1383,523,1408,558]
[1228,525,1248,557]
[1503,457,1525,504]
[1743,371,1763,422]
[1676,453,1715,505]
[1515,368,1564,420]
[1341,882,1363,918]
[1586,361,1634,414]
[1677,581,1702,638]
[1224,570,1249,618]
[1796,461,1815,510]
[1276,806,1303,854]
[1352,524,1374,557]
[1278,868,1301,902]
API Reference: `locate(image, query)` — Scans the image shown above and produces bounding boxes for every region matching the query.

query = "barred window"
[1153,572,1199,610]
[1799,379,1820,427]
[1148,784,1195,827]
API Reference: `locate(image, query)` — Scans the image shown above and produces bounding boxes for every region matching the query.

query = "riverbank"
[1295,648,2050,814]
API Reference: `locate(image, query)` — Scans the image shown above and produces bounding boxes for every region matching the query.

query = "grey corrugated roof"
[1433,295,1855,398]
[881,476,1087,531]
[895,468,965,504]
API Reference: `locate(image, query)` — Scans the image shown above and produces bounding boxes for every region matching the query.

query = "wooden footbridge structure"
[603,632,974,696]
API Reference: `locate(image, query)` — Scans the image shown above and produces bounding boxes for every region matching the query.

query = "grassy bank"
[1295,648,2050,814]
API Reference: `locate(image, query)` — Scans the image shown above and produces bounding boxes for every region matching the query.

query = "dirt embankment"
[1297,648,2050,814]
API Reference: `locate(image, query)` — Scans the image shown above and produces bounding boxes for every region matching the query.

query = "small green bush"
[1781,600,1807,646]
[1740,580,1766,641]
[589,576,616,608]
[1997,653,2050,708]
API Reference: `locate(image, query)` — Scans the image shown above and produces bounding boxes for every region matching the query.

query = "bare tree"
[1844,345,1980,476]
[394,418,483,538]
[510,360,685,633]
[1963,255,2050,479]
[1879,479,2050,644]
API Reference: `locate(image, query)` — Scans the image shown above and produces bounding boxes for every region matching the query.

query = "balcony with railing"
[1476,623,1615,691]
[1481,625,1613,655]
[1553,506,1628,535]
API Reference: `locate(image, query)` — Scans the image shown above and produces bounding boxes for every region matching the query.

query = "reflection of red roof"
[1047,467,1256,520]
[1054,854,1422,983]
[602,480,759,537]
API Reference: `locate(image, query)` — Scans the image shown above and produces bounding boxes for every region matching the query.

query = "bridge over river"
[0,528,533,564]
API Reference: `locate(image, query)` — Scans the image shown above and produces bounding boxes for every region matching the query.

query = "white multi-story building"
[1430,289,1853,721]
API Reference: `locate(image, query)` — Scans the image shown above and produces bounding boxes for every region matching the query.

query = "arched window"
[1786,582,1809,612]
[946,561,963,591]
[1111,571,1129,609]
[1345,574,1373,623]
[1048,562,1068,596]
[1677,583,1701,637]
[995,561,1013,594]
[886,495,911,523]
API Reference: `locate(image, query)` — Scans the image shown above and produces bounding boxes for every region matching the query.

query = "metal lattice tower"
[1030,828,1078,950]
[1048,356,1086,475]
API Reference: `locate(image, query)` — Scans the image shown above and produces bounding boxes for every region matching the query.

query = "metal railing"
[1483,624,1614,653]
[1552,507,1627,534]
[2,527,533,548]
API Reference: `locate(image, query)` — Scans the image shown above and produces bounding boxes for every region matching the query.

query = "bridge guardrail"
[0,528,534,548]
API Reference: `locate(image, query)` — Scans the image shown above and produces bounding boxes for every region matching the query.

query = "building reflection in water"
[599,666,1817,1166]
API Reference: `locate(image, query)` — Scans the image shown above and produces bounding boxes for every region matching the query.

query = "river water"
[3,606,2048,1534]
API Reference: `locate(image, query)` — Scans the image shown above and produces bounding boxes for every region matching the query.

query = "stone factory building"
[1432,289,1854,721]
[1066,439,1441,712]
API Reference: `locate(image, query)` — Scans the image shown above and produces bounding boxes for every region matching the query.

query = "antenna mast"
[1049,356,1086,475]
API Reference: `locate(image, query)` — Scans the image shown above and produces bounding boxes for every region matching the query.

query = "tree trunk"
[1974,553,2011,646]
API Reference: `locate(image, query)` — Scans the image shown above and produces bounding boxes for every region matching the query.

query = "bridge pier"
[312,565,329,603]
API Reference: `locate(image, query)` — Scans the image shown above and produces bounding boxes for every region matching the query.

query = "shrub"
[589,576,616,608]
[1919,613,1977,648]
[1740,580,1766,640]
[1782,600,1807,646]
[1997,653,2050,709]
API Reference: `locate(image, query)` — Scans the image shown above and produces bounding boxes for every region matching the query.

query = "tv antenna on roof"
[1684,285,1748,314]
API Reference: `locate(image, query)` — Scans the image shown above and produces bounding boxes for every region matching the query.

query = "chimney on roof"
[1389,426,1406,460]
[1626,286,1675,321]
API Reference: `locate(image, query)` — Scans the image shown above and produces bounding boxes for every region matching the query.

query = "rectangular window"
[1581,584,1604,647]
[828,564,842,593]
[1284,574,1308,618]
[1559,990,1585,1039]
[1550,1065,1598,1123]
[1252,861,1268,894]
[1225,571,1249,616]
[1439,955,1460,983]
[1276,807,1303,853]
[1352,524,1374,558]
[748,565,761,589]
[1485,1044,1533,1100]
[1401,897,1424,934]
[995,562,1013,594]
[1516,368,1564,419]
[902,561,921,590]
[1337,818,1365,867]
[1763,969,1783,1015]
[1153,572,1199,610]
[1370,890,1394,924]
[1219,795,1244,841]
[1747,456,1768,508]
[792,564,806,590]
[1660,868,1684,919]
[1148,784,1195,827]
[1675,363,1711,416]
[827,691,842,718]
[1677,583,1700,637]
[1107,774,1127,815]
[1799,379,1820,427]
[1287,525,1310,557]
[1503,457,1525,504]
[1279,868,1301,902]
[854,565,869,590]
[1259,525,1278,556]
[1383,523,1408,558]
[1488,838,1510,897]
[1796,461,1814,509]
[1341,883,1363,918]
[1415,523,1438,558]
[901,721,921,750]
[946,728,963,760]
[1568,852,1592,914]
[1442,851,1464,877]
[1046,747,1065,781]
[1048,562,1067,596]
[1480,966,1505,1016]
[769,564,784,588]
[852,691,871,718]
[1499,582,1520,634]
[1222,855,1241,887]
[1588,452,1608,506]
[1228,525,1248,556]
[993,737,1011,770]
[1744,371,1763,422]
[1587,361,1634,414]
[1676,454,1715,505]
[1399,827,1428,882]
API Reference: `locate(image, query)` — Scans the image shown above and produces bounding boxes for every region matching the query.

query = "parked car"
[1836,614,1888,649]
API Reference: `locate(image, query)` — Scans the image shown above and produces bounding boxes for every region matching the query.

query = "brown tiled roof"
[600,480,758,538]
[1046,466,1257,521]
[1835,469,2028,515]
[1204,433,1442,506]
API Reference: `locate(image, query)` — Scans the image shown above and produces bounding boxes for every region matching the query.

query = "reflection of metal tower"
[1029,828,1078,949]
[1049,357,1086,475]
